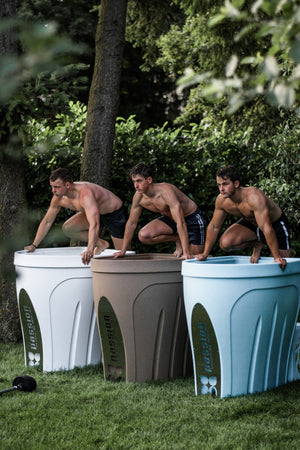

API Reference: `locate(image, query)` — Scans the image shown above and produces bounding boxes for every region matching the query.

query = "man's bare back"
[137,182,197,218]
[217,186,282,225]
[53,182,122,215]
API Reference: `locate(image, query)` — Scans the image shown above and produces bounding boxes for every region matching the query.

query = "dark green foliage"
[126,0,185,70]
[16,0,99,104]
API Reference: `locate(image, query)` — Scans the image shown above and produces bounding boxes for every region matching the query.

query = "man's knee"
[138,228,151,244]
[219,234,233,251]
[62,221,70,234]
[62,220,76,236]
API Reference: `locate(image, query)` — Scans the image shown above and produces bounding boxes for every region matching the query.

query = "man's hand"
[181,252,194,260]
[24,244,36,253]
[81,250,94,265]
[113,251,125,258]
[274,257,287,271]
[196,254,208,261]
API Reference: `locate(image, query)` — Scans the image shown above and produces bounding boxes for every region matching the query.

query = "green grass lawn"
[0,342,299,449]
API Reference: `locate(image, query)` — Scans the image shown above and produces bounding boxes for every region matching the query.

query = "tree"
[0,0,25,342]
[80,0,128,186]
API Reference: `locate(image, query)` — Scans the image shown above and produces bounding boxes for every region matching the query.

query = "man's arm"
[196,197,227,260]
[168,200,192,259]
[114,194,142,257]
[80,191,101,254]
[250,191,286,269]
[24,198,61,252]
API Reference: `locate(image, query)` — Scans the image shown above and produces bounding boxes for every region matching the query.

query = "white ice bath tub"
[181,256,300,398]
[14,247,125,372]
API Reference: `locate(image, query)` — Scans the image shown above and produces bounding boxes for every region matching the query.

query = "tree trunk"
[81,0,128,187]
[0,0,26,342]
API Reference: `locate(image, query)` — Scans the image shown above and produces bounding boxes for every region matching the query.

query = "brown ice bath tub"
[91,253,192,382]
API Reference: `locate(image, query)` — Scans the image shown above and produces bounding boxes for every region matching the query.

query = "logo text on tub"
[198,322,214,373]
[104,314,120,363]
[198,322,218,396]
[23,305,39,351]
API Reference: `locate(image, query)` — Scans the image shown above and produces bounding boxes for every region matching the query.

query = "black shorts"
[100,205,127,239]
[236,212,291,250]
[158,207,206,246]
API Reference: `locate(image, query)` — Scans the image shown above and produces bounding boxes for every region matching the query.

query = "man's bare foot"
[250,241,264,264]
[174,241,183,258]
[93,239,109,255]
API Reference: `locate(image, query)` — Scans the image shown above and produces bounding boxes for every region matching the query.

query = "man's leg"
[111,236,124,251]
[219,223,264,263]
[62,212,109,252]
[189,243,205,255]
[139,219,205,257]
[279,249,292,258]
[138,218,179,252]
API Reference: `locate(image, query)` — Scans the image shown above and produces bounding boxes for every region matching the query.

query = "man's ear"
[234,180,240,188]
[147,177,153,184]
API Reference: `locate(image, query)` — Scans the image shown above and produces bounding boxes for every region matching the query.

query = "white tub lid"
[14,247,134,268]
[181,256,300,278]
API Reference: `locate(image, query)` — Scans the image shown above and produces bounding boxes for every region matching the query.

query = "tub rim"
[91,253,183,274]
[181,255,300,278]
[14,247,124,268]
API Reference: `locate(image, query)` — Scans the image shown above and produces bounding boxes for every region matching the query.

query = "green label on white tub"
[98,296,126,381]
[192,303,221,397]
[18,288,43,370]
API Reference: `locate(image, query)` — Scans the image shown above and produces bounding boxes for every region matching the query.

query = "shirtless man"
[114,162,206,260]
[24,168,127,265]
[196,165,292,270]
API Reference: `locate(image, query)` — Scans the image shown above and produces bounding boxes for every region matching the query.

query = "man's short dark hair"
[130,162,153,179]
[49,168,73,184]
[216,166,241,183]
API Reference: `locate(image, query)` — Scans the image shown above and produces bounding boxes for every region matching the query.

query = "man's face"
[216,176,238,198]
[50,178,68,197]
[131,174,152,194]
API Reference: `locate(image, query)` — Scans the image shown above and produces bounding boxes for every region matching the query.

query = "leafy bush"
[24,106,300,256]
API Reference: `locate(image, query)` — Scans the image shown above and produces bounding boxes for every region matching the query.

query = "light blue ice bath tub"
[181,256,300,398]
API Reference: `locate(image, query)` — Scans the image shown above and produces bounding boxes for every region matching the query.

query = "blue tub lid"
[181,255,300,278]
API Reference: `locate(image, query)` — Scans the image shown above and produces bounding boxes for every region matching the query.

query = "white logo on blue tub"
[28,352,41,366]
[200,375,217,396]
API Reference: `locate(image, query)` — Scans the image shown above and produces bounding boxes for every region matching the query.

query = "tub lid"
[14,247,128,268]
[181,256,300,278]
[91,253,183,274]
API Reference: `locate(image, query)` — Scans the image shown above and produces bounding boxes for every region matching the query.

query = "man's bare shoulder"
[132,190,143,205]
[155,182,175,190]
[215,193,227,209]
[50,195,63,207]
[243,186,261,196]
[243,186,266,205]
[76,182,95,195]
[154,182,181,198]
